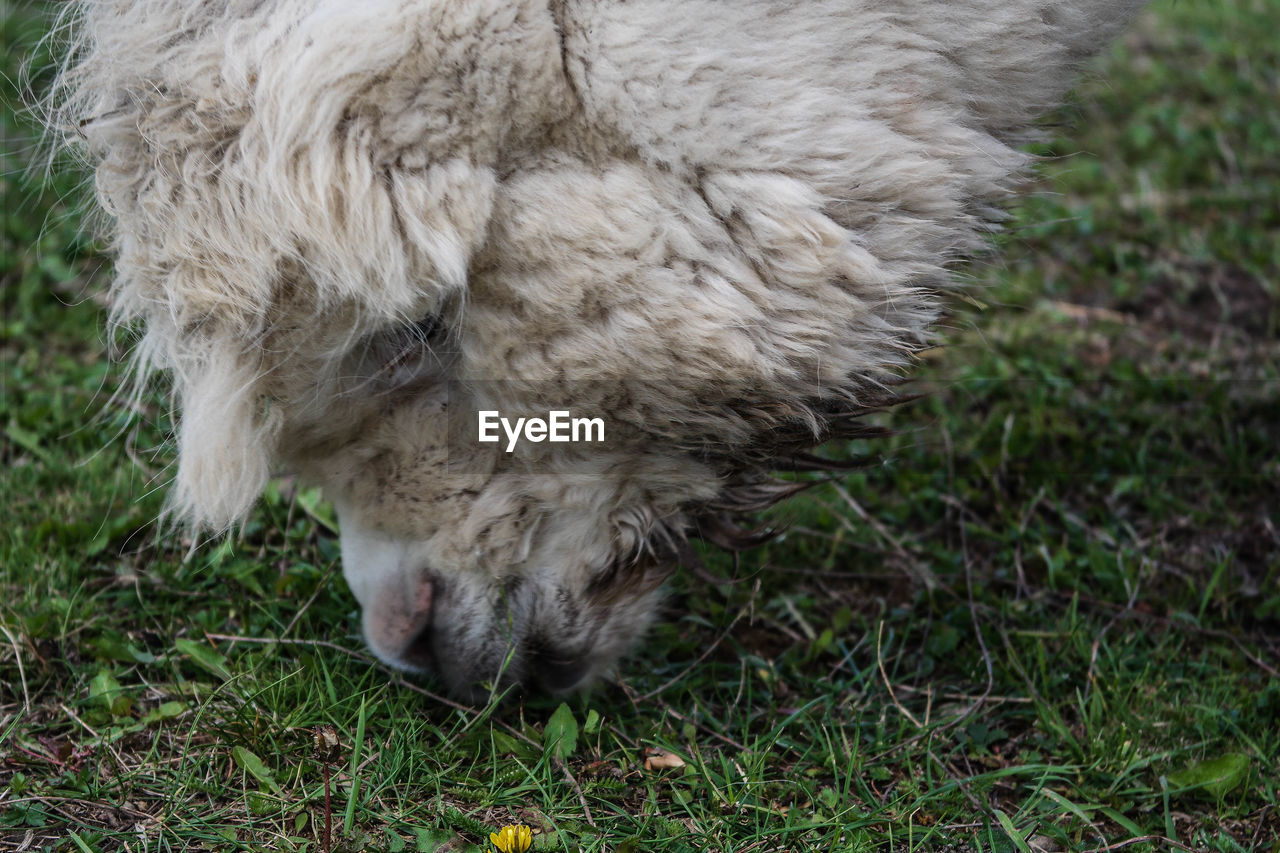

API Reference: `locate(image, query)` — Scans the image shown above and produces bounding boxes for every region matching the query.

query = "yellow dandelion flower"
[489,823,533,853]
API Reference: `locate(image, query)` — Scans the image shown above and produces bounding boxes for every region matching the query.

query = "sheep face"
[333,495,667,701]
[296,388,716,700]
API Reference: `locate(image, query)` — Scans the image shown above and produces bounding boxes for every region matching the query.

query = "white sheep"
[50,0,1146,700]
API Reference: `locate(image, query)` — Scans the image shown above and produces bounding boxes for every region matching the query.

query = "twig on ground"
[58,703,129,773]
[829,482,939,588]
[1249,805,1272,852]
[1013,486,1049,599]
[637,603,749,701]
[1039,590,1280,680]
[958,524,994,725]
[644,703,750,753]
[279,565,338,639]
[1084,573,1142,704]
[201,632,542,750]
[323,760,332,853]
[926,748,984,816]
[0,622,30,714]
[876,621,923,729]
[1080,835,1200,853]
[554,758,596,828]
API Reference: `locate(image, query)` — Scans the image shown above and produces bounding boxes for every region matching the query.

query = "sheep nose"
[529,644,587,693]
[363,574,436,670]
[400,577,437,669]
[400,622,436,672]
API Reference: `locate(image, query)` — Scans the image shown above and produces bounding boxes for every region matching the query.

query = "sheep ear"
[167,345,279,531]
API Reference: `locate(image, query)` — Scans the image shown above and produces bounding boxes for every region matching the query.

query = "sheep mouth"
[525,639,590,693]
[398,623,438,673]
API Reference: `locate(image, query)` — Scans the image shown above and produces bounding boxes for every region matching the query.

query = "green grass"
[3,1,1278,851]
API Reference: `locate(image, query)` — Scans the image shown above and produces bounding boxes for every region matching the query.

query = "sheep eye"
[360,313,449,388]
[411,313,443,341]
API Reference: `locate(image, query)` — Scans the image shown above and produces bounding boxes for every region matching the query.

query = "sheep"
[48,0,1147,701]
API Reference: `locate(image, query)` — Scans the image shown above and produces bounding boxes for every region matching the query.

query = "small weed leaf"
[66,831,99,853]
[543,703,578,759]
[490,767,529,786]
[413,827,454,851]
[926,623,960,656]
[962,722,1008,752]
[296,486,339,533]
[993,809,1033,853]
[489,730,538,759]
[88,670,131,717]
[5,422,54,465]
[174,637,233,681]
[583,708,601,735]
[88,631,156,664]
[245,791,276,816]
[6,802,50,828]
[1167,752,1250,799]
[140,700,188,727]
[807,627,835,661]
[232,746,282,794]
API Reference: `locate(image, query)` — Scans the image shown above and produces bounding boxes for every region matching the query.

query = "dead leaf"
[643,748,686,772]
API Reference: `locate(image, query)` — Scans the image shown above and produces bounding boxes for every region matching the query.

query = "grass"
[2,1,1278,850]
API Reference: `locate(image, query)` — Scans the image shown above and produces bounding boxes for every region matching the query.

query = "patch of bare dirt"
[1120,259,1277,343]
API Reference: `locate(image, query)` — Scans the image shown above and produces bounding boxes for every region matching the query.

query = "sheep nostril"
[401,625,435,671]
